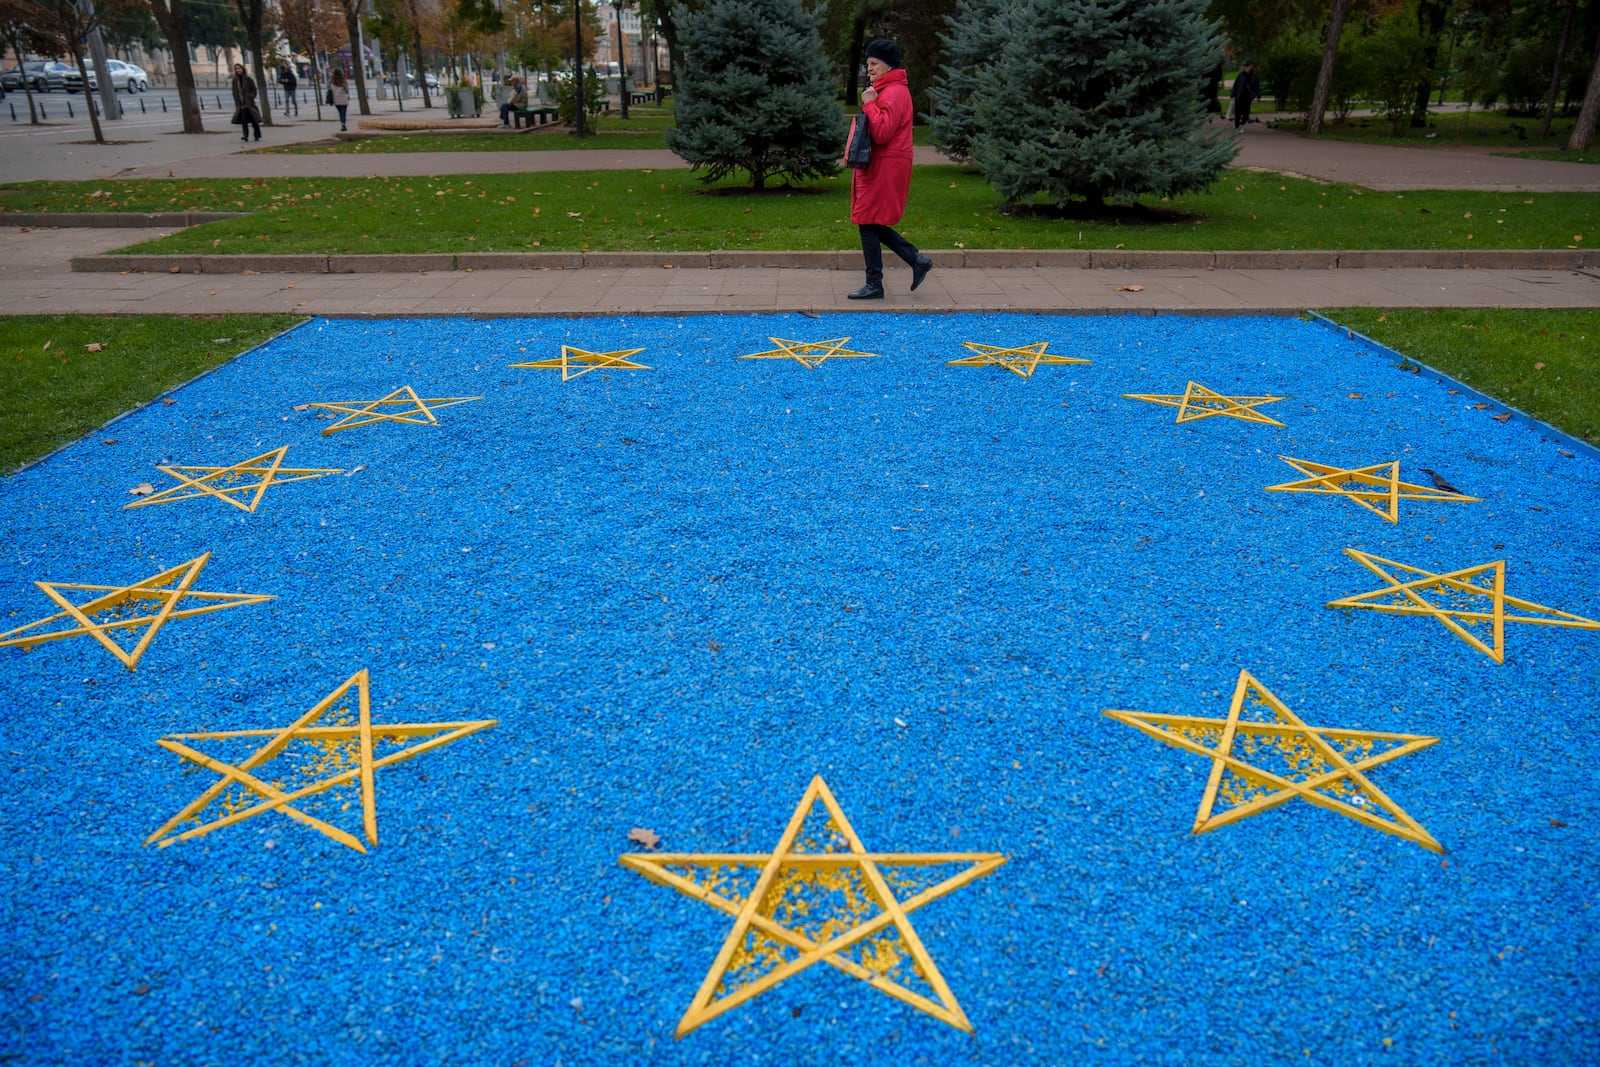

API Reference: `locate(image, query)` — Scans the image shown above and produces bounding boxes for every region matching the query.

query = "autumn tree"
[147,0,205,132]
[331,0,375,113]
[19,0,120,142]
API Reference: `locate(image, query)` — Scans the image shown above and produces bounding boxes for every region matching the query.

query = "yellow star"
[305,385,482,436]
[1264,456,1480,523]
[620,776,1006,1037]
[147,668,496,853]
[1123,381,1286,426]
[125,445,347,513]
[945,340,1090,378]
[0,552,273,671]
[1105,669,1442,852]
[1328,549,1600,663]
[510,345,650,381]
[739,336,877,369]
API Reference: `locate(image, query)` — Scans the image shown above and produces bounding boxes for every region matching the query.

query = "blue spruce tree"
[664,0,842,190]
[968,0,1236,209]
[927,0,1009,163]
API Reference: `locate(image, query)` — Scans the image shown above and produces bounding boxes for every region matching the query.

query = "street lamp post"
[573,0,586,136]
[612,1,627,120]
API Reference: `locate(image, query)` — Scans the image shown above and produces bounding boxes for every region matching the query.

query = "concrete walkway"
[3,225,1595,316]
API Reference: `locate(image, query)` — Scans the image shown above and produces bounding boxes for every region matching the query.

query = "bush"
[555,69,607,126]
[1360,15,1431,134]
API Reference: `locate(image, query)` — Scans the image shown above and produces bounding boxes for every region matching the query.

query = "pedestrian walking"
[278,62,299,116]
[231,62,262,142]
[329,68,350,132]
[847,38,931,300]
[1231,60,1261,130]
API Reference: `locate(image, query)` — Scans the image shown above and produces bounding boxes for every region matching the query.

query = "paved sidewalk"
[3,226,1595,316]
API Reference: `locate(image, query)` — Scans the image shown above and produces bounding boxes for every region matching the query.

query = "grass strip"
[2,169,1593,255]
[0,314,304,473]
[1324,307,1600,446]
[1269,108,1588,149]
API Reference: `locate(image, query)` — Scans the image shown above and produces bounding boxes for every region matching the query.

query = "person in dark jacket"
[278,62,299,116]
[1231,60,1261,129]
[847,39,931,300]
[232,62,262,141]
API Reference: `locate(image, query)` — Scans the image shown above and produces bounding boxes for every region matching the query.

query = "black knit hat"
[864,39,902,69]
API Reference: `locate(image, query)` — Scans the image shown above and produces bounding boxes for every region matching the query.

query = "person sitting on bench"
[500,76,528,127]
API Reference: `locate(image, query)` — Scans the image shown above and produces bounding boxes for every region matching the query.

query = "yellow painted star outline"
[306,385,482,436]
[1264,456,1481,524]
[509,345,650,381]
[739,336,877,369]
[1105,669,1442,852]
[125,445,346,513]
[946,340,1090,379]
[621,775,1006,1037]
[1328,548,1600,663]
[1123,381,1286,427]
[148,668,496,852]
[0,552,273,670]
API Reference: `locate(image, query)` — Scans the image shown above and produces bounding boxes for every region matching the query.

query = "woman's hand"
[862,86,877,104]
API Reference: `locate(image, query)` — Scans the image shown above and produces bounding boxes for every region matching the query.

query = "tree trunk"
[410,19,430,109]
[147,0,205,132]
[2,27,41,123]
[1410,0,1448,127]
[343,6,371,115]
[71,49,106,143]
[1306,0,1350,135]
[1570,25,1600,151]
[1540,1,1575,140]
[844,15,866,105]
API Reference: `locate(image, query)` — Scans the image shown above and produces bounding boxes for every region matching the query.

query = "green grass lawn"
[1271,108,1588,149]
[1324,307,1600,445]
[2,168,1593,255]
[0,314,304,472]
[1497,147,1600,165]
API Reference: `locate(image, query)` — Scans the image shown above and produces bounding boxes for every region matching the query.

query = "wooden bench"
[511,105,560,128]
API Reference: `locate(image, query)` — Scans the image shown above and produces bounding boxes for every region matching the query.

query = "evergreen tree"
[926,0,1008,162]
[664,0,841,190]
[969,0,1236,209]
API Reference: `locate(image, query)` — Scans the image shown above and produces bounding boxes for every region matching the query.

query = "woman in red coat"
[848,39,932,300]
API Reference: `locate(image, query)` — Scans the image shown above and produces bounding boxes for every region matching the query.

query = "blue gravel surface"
[1,313,1596,1066]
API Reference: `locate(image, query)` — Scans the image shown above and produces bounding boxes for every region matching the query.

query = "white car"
[63,58,149,93]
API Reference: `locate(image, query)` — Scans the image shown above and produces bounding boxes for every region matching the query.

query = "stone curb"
[2,211,246,229]
[66,248,1598,274]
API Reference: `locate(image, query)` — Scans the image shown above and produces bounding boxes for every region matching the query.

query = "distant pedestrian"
[278,62,299,116]
[329,68,350,132]
[500,75,527,127]
[1231,60,1261,130]
[847,38,931,300]
[231,62,262,142]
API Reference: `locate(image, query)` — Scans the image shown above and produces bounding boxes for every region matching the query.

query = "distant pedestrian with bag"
[329,68,350,132]
[1230,60,1260,130]
[278,62,299,116]
[847,38,931,300]
[231,62,262,142]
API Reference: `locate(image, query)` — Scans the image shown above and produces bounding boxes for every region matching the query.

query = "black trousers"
[1233,98,1252,128]
[859,224,920,286]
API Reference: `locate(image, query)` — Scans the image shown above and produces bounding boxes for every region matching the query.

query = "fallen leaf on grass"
[85,342,102,353]
[627,828,661,850]
[1534,362,1546,370]
[41,340,51,351]
[1115,284,1144,292]
[128,483,155,496]
[1491,413,1512,423]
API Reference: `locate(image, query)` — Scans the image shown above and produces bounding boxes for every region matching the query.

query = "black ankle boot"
[848,283,884,300]
[911,255,933,291]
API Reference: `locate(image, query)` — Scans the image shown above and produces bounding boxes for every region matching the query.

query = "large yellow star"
[305,385,482,436]
[945,340,1090,378]
[1328,548,1600,663]
[1264,456,1480,523]
[0,552,273,670]
[1105,669,1442,852]
[739,336,877,369]
[510,345,650,381]
[621,776,1006,1037]
[125,445,347,513]
[147,668,496,853]
[1123,381,1285,426]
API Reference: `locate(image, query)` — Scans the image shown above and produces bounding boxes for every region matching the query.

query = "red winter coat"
[850,68,914,226]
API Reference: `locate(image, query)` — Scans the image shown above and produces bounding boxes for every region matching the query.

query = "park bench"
[511,105,560,128]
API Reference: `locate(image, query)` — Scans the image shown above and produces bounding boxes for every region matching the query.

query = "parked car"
[106,59,149,92]
[1,61,67,92]
[60,64,95,91]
